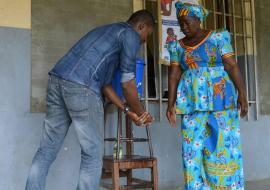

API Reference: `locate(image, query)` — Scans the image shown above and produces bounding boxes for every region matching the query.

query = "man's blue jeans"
[25,75,104,190]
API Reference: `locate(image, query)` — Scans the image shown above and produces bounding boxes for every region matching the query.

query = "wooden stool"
[101,107,158,190]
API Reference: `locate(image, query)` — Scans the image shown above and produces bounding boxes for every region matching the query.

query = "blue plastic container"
[112,58,145,100]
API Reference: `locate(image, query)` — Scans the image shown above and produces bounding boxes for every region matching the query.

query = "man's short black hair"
[128,10,155,27]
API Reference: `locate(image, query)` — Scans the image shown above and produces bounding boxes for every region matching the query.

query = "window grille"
[141,0,258,120]
[201,0,258,120]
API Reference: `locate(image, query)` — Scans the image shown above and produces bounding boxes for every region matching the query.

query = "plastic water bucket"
[135,58,145,98]
[112,58,145,100]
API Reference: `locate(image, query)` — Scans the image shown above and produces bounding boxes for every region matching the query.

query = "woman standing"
[166,2,248,190]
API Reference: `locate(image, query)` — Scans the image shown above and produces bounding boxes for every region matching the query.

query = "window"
[201,0,258,120]
[142,0,258,120]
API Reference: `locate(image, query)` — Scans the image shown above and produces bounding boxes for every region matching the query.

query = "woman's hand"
[223,56,248,118]
[166,106,177,128]
[167,65,182,128]
[237,92,248,118]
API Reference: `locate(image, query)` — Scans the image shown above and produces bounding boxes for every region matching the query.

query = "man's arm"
[102,84,150,126]
[102,84,125,111]
[118,29,153,124]
[122,79,144,115]
[223,56,248,117]
[122,80,152,126]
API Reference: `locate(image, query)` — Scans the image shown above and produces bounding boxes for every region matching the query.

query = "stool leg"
[112,162,120,190]
[116,108,122,159]
[127,169,132,187]
[151,160,158,190]
[146,125,154,157]
[125,116,133,187]
[125,116,133,155]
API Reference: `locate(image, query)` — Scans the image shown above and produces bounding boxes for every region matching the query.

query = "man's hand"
[127,111,153,127]
[237,92,248,118]
[102,84,153,125]
[138,112,153,126]
[166,106,177,128]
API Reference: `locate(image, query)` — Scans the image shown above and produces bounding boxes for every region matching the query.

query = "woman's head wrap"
[175,1,208,22]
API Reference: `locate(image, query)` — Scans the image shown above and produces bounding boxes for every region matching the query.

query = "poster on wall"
[159,0,199,65]
[159,0,184,65]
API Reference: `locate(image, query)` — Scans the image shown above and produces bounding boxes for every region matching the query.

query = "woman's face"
[178,16,201,38]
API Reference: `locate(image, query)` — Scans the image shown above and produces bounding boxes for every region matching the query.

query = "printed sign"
[159,0,184,65]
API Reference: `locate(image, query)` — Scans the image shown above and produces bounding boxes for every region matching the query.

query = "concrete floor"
[246,178,270,190]
[101,178,270,190]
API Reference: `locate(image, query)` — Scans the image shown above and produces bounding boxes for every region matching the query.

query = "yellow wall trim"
[0,0,31,29]
[133,0,143,12]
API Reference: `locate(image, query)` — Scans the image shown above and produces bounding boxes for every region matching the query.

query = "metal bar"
[234,33,252,37]
[207,10,253,22]
[158,64,162,122]
[213,0,217,29]
[250,0,259,120]
[152,0,158,101]
[231,0,238,61]
[143,96,258,103]
[241,0,250,120]
[202,0,207,28]
[157,0,163,121]
[146,125,154,157]
[103,105,107,156]
[143,0,149,112]
[207,10,252,20]
[105,138,149,142]
[116,108,122,159]
[222,0,227,28]
[144,44,149,111]
[151,0,162,121]
[125,115,132,155]
[141,97,169,101]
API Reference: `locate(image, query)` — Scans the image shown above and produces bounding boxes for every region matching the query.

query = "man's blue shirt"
[49,22,141,98]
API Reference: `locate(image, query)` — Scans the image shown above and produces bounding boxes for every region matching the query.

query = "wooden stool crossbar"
[101,107,158,190]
